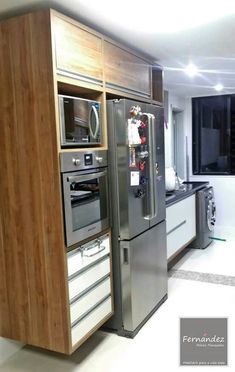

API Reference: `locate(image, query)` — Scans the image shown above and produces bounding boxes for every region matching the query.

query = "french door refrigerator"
[106,99,167,337]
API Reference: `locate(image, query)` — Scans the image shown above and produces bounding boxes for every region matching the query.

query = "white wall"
[185,98,235,229]
[164,91,187,178]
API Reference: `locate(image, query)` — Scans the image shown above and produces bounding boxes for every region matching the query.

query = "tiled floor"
[1,229,235,372]
[172,227,235,276]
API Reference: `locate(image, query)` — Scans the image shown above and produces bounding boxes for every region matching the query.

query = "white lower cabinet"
[71,297,112,346]
[67,233,113,349]
[166,194,196,260]
[70,277,111,325]
[68,257,110,301]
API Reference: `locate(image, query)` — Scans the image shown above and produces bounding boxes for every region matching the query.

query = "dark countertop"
[166,181,209,207]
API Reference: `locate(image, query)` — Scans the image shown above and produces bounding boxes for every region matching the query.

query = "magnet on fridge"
[140,136,147,144]
[139,161,145,171]
[129,147,136,167]
[130,105,141,117]
[130,171,140,186]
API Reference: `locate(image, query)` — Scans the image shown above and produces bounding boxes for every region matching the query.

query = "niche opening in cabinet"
[57,82,107,150]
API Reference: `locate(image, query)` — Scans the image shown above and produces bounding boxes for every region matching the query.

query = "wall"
[164,91,187,178]
[185,98,235,229]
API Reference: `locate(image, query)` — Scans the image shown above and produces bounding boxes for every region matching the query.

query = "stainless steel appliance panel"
[61,151,109,247]
[120,221,167,331]
[108,99,149,240]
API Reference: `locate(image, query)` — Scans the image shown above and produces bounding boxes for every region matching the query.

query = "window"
[192,95,235,175]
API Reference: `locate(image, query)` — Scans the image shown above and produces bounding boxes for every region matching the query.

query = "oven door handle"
[67,170,107,183]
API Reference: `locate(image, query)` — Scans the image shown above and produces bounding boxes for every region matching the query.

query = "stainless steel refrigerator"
[106,99,167,337]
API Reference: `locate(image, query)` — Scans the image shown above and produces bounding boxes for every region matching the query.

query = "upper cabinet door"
[104,41,151,98]
[53,17,103,84]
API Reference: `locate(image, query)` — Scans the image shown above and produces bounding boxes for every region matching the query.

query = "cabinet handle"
[81,239,105,257]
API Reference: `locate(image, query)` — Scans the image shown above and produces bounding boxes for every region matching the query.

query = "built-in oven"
[60,150,109,247]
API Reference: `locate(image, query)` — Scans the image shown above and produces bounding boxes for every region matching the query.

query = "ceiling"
[1,0,235,98]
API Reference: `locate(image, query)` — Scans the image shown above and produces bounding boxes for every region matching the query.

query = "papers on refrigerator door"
[130,171,140,186]
[127,119,141,145]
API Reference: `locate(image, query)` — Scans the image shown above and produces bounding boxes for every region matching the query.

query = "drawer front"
[71,297,112,346]
[167,221,188,259]
[67,234,110,278]
[167,195,196,259]
[68,257,110,301]
[70,277,111,325]
[166,194,195,233]
[53,17,103,82]
[104,41,151,97]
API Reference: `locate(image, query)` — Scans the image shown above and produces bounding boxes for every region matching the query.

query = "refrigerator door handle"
[143,113,157,220]
[150,113,158,218]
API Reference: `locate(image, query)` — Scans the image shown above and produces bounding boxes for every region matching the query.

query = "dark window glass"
[192,95,235,175]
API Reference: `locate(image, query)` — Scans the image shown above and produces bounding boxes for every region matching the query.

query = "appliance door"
[59,95,101,146]
[108,99,149,240]
[62,168,109,246]
[147,105,166,226]
[120,221,167,332]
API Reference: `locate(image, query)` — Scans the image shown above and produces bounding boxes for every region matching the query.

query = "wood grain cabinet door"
[104,41,151,98]
[53,16,103,84]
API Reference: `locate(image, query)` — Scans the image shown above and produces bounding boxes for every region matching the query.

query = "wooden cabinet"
[152,67,164,104]
[0,8,163,355]
[104,41,151,98]
[166,195,196,261]
[53,15,103,84]
[0,10,113,355]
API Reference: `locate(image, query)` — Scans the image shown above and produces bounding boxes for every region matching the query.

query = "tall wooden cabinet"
[0,9,163,354]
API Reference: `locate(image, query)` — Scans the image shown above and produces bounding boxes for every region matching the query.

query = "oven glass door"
[63,168,109,246]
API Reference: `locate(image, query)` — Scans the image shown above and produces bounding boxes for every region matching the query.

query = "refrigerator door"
[107,99,149,240]
[120,221,167,332]
[147,104,166,227]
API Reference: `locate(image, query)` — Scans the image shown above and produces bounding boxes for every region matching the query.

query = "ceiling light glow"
[214,84,224,91]
[184,63,198,77]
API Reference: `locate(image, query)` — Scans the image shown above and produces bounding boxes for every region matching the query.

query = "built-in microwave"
[60,150,109,247]
[58,95,101,147]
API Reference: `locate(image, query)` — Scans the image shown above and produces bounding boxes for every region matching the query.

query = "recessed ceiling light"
[184,63,198,77]
[214,84,223,91]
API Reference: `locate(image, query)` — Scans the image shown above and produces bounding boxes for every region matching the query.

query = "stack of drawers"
[67,233,113,347]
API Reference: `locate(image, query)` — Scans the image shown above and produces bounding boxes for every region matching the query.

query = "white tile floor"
[173,227,235,276]
[1,229,235,372]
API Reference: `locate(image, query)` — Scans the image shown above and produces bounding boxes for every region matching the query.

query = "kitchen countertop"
[166,181,209,207]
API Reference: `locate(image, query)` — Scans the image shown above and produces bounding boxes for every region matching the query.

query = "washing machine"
[189,186,216,249]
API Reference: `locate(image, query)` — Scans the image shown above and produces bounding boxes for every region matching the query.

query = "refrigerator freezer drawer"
[70,276,111,325]
[68,257,110,301]
[71,297,112,346]
[120,221,167,332]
